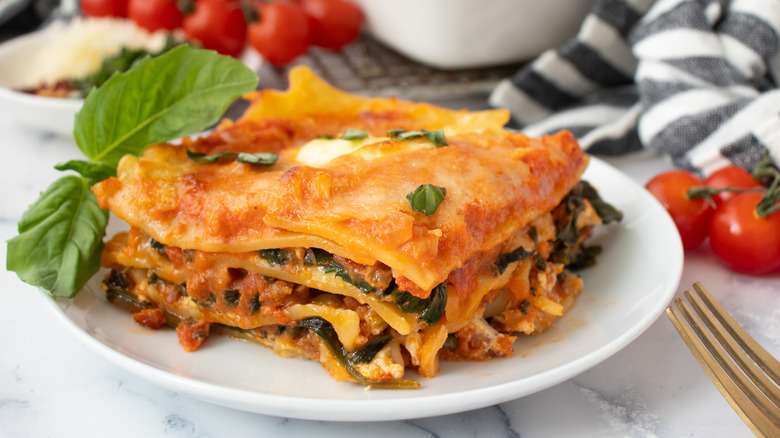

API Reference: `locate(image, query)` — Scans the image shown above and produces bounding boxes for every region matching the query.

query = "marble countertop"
[1,101,778,438]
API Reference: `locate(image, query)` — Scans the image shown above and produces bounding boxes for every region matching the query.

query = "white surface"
[0,28,82,136]
[352,0,593,69]
[42,158,683,422]
[2,103,778,437]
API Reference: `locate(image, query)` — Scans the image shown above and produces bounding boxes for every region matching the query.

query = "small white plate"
[44,156,683,421]
[0,28,83,136]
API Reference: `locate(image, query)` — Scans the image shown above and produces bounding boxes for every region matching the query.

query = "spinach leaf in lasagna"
[393,282,448,326]
[296,317,419,389]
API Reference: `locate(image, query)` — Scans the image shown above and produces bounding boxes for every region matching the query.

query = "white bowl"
[352,0,593,70]
[0,28,83,136]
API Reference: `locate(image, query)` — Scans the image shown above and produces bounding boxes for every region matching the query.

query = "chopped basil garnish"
[340,128,369,141]
[386,129,407,138]
[187,150,278,166]
[422,129,447,146]
[186,150,233,162]
[406,184,446,216]
[387,128,447,146]
[236,152,279,165]
[394,130,424,140]
[317,134,335,140]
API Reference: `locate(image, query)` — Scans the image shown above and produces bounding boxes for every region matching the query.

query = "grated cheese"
[26,17,171,87]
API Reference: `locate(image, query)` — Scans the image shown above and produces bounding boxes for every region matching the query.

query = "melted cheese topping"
[94,130,587,295]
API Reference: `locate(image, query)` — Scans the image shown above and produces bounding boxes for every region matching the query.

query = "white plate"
[0,28,83,136]
[44,156,683,422]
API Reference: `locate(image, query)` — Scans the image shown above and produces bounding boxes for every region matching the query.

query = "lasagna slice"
[92,66,621,388]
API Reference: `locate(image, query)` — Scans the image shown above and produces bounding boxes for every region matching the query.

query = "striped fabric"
[488,0,780,175]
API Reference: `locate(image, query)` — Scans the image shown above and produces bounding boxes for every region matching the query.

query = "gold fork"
[666,282,780,437]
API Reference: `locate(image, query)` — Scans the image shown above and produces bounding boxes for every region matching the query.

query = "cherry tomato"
[183,0,247,57]
[709,192,780,274]
[300,0,363,50]
[705,165,764,206]
[645,170,714,250]
[81,0,128,17]
[248,2,311,65]
[128,0,182,32]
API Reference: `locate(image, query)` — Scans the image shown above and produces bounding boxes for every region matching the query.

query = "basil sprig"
[406,184,446,216]
[7,45,259,297]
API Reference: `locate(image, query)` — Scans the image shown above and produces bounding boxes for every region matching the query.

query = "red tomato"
[183,0,247,57]
[300,0,363,50]
[81,0,128,17]
[248,2,311,65]
[128,0,182,32]
[645,170,714,250]
[705,165,764,206]
[709,192,780,274]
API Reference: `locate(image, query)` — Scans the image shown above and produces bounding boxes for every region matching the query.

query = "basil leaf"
[6,176,108,297]
[422,129,448,146]
[340,128,368,141]
[396,130,424,140]
[74,45,259,167]
[406,184,446,216]
[54,160,116,185]
[9,46,261,298]
[317,134,335,140]
[386,129,406,138]
[186,150,278,166]
[387,128,447,146]
[237,152,278,165]
[186,150,235,163]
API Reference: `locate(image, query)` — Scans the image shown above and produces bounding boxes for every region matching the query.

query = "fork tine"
[667,292,780,437]
[692,282,780,389]
[687,284,780,411]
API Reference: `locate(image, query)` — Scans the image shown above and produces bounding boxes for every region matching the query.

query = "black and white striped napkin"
[489,0,780,175]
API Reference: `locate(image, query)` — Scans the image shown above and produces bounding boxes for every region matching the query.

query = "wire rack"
[261,36,524,101]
